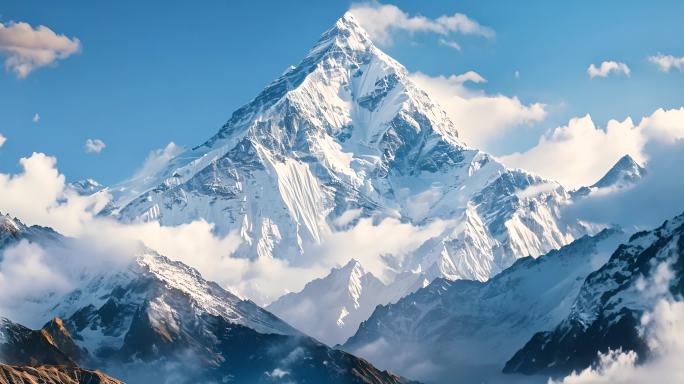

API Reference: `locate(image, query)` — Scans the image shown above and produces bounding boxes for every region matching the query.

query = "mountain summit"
[592,154,646,189]
[105,13,583,300]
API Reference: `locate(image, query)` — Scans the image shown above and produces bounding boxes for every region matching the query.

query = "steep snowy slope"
[504,211,684,377]
[104,13,581,290]
[267,259,427,345]
[342,229,628,383]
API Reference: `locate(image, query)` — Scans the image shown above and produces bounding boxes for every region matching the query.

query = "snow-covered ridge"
[267,258,426,345]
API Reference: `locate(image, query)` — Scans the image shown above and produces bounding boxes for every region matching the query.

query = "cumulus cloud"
[501,107,684,188]
[84,138,106,154]
[0,134,6,147]
[648,54,684,73]
[0,21,80,78]
[349,2,493,46]
[410,71,546,150]
[587,61,631,78]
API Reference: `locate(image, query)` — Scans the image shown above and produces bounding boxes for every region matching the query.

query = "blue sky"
[1,0,683,185]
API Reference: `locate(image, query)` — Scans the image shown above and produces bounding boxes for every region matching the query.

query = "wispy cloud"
[84,138,106,154]
[349,2,493,47]
[0,134,6,148]
[0,21,81,78]
[648,53,684,73]
[438,38,461,51]
[32,113,40,123]
[587,61,631,78]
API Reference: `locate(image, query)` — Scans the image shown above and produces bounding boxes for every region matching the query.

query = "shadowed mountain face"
[504,212,684,377]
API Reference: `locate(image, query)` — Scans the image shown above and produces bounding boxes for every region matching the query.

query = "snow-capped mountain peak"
[592,154,646,189]
[105,13,583,303]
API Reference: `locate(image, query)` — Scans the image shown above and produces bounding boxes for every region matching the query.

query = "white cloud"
[133,142,183,180]
[0,21,80,78]
[32,113,40,123]
[438,38,461,51]
[648,54,684,73]
[84,138,106,154]
[348,2,493,46]
[501,107,684,188]
[514,70,520,79]
[587,61,631,78]
[0,134,6,147]
[410,71,546,150]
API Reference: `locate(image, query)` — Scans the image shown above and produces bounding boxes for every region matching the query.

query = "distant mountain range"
[0,215,414,384]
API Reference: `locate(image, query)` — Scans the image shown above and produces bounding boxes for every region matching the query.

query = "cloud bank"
[0,21,80,78]
[0,150,447,308]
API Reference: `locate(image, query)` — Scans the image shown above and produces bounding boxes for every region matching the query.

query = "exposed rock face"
[0,365,123,384]
[0,317,75,367]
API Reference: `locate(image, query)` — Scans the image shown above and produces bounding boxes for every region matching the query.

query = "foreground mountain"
[504,211,684,377]
[102,13,581,300]
[342,229,628,383]
[0,365,123,384]
[0,317,75,367]
[0,317,123,384]
[0,214,414,384]
[267,259,427,345]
